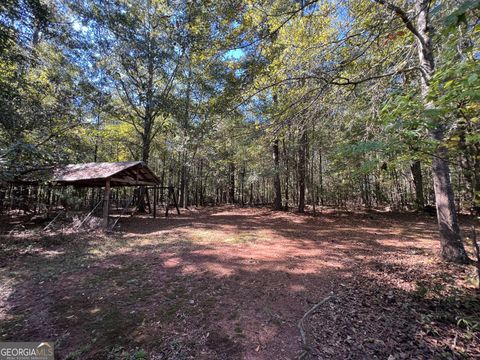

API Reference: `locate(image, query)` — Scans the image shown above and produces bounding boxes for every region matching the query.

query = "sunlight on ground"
[0,208,478,359]
[185,228,272,244]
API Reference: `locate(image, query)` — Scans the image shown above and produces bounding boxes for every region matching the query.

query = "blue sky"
[225,48,245,60]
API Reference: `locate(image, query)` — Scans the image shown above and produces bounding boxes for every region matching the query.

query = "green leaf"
[467,73,478,85]
[444,80,454,88]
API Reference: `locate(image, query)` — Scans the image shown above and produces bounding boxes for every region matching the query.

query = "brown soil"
[0,206,479,359]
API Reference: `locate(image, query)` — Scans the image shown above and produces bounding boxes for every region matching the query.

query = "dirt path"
[0,207,478,359]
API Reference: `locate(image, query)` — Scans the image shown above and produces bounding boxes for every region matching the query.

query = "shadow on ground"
[0,207,478,359]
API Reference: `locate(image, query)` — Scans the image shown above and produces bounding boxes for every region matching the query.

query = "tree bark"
[273,139,282,210]
[180,157,187,208]
[283,138,290,210]
[411,160,425,210]
[103,177,111,229]
[298,129,307,213]
[137,2,155,213]
[414,0,468,263]
[137,134,151,212]
[229,162,235,204]
[240,167,245,205]
[318,143,324,206]
[199,159,204,206]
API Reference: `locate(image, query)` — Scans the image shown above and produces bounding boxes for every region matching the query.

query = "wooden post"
[165,187,171,218]
[103,177,111,229]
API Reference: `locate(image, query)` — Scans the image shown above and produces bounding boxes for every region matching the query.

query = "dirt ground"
[0,207,479,359]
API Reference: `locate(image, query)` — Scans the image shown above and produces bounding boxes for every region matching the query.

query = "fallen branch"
[297,294,335,359]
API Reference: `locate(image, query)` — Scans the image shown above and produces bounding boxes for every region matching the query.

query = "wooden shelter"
[5,161,179,229]
[51,161,173,228]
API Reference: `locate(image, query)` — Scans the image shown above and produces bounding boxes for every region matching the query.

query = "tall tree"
[71,0,181,165]
[298,127,307,213]
[374,0,468,263]
[272,138,283,210]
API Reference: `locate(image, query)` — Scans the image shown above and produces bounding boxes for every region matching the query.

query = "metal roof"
[52,161,160,187]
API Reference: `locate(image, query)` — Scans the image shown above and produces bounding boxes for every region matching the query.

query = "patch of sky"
[234,68,246,78]
[332,2,353,38]
[224,48,245,60]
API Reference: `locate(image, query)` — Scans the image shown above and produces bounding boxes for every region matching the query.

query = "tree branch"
[373,0,427,48]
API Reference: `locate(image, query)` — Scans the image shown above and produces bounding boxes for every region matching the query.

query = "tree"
[298,127,307,213]
[70,0,181,165]
[374,0,468,263]
[272,138,283,210]
[235,0,473,262]
[0,0,90,180]
[2,0,478,264]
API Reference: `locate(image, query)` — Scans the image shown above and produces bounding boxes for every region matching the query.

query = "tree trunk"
[319,144,324,206]
[298,129,307,213]
[180,60,192,208]
[414,0,468,263]
[103,178,111,229]
[240,167,245,205]
[137,134,150,212]
[229,162,235,204]
[283,138,289,210]
[411,160,425,210]
[250,183,253,205]
[273,139,282,210]
[160,156,166,205]
[199,159,204,206]
[180,159,186,208]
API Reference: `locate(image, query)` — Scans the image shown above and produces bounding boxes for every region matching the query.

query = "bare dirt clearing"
[0,207,479,359]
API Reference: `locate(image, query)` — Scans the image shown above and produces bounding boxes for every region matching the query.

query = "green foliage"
[0,1,92,180]
[0,0,479,213]
[444,0,480,30]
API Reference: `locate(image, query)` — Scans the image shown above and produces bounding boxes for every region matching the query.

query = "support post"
[165,187,171,218]
[103,177,111,229]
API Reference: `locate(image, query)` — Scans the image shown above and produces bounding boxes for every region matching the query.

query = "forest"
[1,0,480,359]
